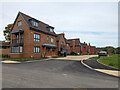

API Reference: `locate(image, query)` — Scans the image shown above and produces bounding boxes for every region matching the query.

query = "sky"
[0,2,118,47]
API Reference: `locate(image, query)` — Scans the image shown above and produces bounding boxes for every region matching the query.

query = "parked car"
[71,52,78,55]
[58,51,67,57]
[98,51,107,57]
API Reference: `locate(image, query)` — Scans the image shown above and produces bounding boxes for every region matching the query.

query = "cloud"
[1,2,118,47]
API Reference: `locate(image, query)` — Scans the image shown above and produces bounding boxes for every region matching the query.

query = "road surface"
[2,59,118,88]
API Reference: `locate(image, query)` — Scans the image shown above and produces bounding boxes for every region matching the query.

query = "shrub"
[2,54,10,58]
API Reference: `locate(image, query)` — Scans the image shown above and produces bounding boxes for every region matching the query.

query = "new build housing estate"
[1,12,99,58]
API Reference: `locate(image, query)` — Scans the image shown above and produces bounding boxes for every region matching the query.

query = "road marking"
[81,60,93,69]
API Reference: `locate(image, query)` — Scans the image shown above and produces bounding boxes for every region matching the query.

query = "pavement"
[82,59,120,77]
[1,55,97,64]
[1,60,21,63]
[1,58,51,64]
[54,55,98,60]
[2,59,118,88]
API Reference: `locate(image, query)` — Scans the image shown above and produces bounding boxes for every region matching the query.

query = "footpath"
[81,59,120,77]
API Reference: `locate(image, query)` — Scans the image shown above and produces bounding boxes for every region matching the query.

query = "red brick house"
[80,42,88,55]
[56,33,70,55]
[10,12,58,58]
[0,41,10,55]
[88,43,96,55]
[67,38,81,54]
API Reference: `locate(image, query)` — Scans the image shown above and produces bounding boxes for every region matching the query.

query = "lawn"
[89,56,99,59]
[98,54,119,69]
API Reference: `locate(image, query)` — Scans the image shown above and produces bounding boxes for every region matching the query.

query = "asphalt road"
[2,59,119,88]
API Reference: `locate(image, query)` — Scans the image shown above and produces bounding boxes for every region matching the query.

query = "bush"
[2,54,10,58]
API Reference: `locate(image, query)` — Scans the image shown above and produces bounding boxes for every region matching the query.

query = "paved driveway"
[2,59,118,88]
[55,55,98,60]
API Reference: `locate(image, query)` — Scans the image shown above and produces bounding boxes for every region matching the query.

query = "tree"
[104,46,115,55]
[3,24,13,41]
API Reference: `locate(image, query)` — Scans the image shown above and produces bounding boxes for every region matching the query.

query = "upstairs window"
[61,42,64,45]
[51,38,54,43]
[67,44,69,47]
[33,21,38,27]
[18,21,22,27]
[34,33,40,42]
[47,36,49,41]
[50,28,54,33]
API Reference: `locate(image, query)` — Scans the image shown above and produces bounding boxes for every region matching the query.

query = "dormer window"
[50,28,54,33]
[33,21,38,27]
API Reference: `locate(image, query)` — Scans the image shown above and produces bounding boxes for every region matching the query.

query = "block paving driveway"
[2,59,118,88]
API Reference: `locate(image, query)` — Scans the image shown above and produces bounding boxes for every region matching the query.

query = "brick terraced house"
[80,42,89,55]
[67,38,81,54]
[10,12,58,58]
[88,43,96,55]
[5,12,98,58]
[56,33,70,55]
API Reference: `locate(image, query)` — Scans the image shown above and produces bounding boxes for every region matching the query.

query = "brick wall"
[0,48,10,55]
[10,14,58,58]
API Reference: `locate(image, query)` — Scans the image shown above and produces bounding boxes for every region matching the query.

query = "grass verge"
[89,56,99,59]
[98,54,119,69]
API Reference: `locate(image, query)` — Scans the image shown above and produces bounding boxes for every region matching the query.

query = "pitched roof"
[56,33,70,44]
[56,34,62,42]
[67,38,80,46]
[0,42,10,46]
[11,12,57,36]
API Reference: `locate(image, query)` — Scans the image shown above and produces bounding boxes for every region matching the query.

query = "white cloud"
[1,2,118,47]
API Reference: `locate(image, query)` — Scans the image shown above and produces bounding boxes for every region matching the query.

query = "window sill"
[11,53,23,54]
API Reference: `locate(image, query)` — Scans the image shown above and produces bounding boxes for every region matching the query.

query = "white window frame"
[51,38,54,43]
[34,33,40,42]
[20,46,23,53]
[18,21,22,27]
[34,47,40,53]
[33,21,38,27]
[67,44,69,47]
[11,47,18,53]
[50,28,54,33]
[47,36,49,41]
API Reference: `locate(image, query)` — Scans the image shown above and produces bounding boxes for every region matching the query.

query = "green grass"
[2,57,48,60]
[98,54,119,69]
[89,57,99,59]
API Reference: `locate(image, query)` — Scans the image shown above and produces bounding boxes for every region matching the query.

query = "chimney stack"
[89,43,91,46]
